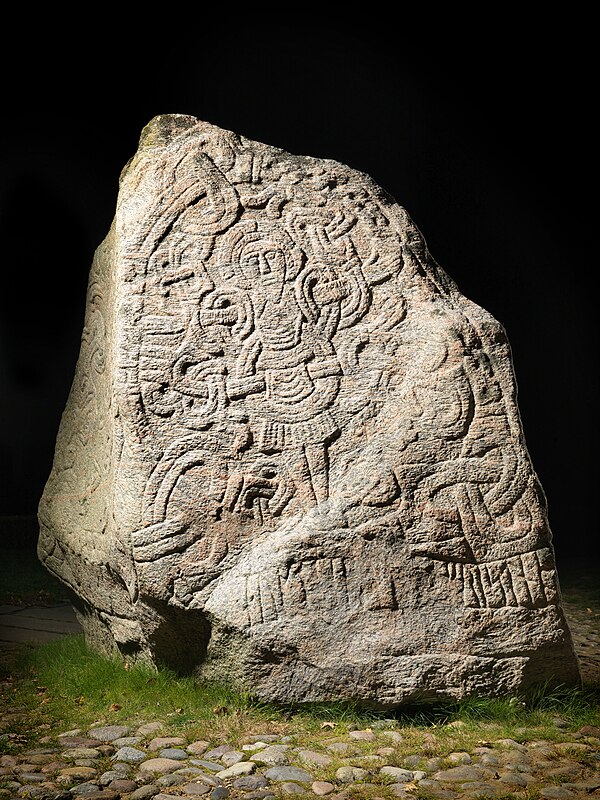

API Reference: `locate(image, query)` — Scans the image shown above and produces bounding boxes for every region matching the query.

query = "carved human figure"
[217,219,347,505]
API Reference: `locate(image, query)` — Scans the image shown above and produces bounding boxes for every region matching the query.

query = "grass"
[1,634,598,757]
[1,635,278,747]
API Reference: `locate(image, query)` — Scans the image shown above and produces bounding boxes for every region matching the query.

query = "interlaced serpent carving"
[115,123,557,612]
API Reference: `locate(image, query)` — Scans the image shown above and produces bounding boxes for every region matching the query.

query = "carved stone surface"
[38,115,580,705]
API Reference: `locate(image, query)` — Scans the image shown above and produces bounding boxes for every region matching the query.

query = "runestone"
[38,115,580,704]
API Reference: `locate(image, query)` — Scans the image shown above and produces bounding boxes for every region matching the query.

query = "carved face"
[239,239,287,298]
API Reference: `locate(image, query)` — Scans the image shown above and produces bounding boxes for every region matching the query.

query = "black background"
[0,23,596,563]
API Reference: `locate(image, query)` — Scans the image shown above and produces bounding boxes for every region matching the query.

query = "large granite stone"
[38,114,580,705]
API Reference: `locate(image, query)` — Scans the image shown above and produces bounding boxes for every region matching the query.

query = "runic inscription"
[38,115,580,705]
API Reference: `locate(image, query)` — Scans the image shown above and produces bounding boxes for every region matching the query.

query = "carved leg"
[304,443,329,505]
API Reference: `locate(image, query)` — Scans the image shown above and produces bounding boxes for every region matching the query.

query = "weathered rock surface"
[38,114,580,705]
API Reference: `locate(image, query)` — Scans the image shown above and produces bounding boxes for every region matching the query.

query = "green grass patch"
[1,635,599,757]
[0,635,284,746]
[425,682,600,738]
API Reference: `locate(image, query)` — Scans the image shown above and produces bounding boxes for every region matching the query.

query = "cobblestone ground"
[1,718,599,800]
[0,599,598,800]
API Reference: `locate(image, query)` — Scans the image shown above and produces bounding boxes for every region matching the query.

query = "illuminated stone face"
[38,115,580,705]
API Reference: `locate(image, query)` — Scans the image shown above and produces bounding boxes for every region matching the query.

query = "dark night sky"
[0,24,596,562]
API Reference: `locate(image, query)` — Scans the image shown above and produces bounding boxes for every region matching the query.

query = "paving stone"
[446,752,471,764]
[495,738,527,752]
[539,788,577,799]
[185,773,222,787]
[139,758,187,774]
[62,748,102,759]
[112,736,143,747]
[325,742,352,754]
[69,782,103,794]
[563,779,600,792]
[88,726,130,742]
[252,745,291,766]
[221,751,245,766]
[58,738,100,748]
[111,761,132,774]
[498,772,530,786]
[1,780,21,792]
[17,772,46,782]
[233,775,270,790]
[100,770,130,786]
[546,764,583,779]
[458,781,502,797]
[348,730,376,741]
[112,746,146,763]
[16,789,53,799]
[108,778,138,792]
[175,767,205,776]
[281,783,307,795]
[217,762,257,779]
[23,752,58,762]
[266,766,313,783]
[159,747,189,760]
[130,786,160,800]
[211,788,229,800]
[136,722,165,737]
[296,750,332,767]
[499,748,529,765]
[334,766,367,783]
[241,793,276,800]
[389,787,416,799]
[182,783,212,795]
[191,759,226,772]
[380,766,413,781]
[14,763,43,773]
[187,741,211,755]
[204,745,235,760]
[312,781,335,796]
[149,737,188,751]
[578,725,600,737]
[157,774,187,786]
[478,754,500,766]
[554,741,593,753]
[402,755,423,768]
[59,766,98,780]
[1,781,21,792]
[506,762,533,773]
[501,761,529,772]
[432,766,488,782]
